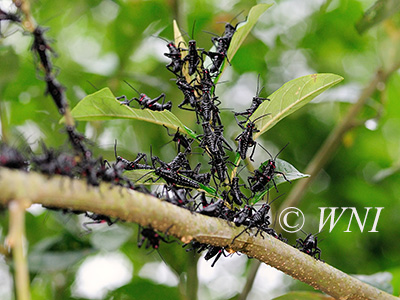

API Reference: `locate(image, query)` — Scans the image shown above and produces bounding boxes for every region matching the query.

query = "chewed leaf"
[252,159,309,204]
[173,20,190,81]
[252,73,344,139]
[69,87,192,135]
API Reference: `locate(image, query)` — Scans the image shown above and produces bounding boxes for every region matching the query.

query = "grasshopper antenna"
[256,74,265,97]
[86,80,99,91]
[258,143,274,160]
[216,10,244,26]
[114,139,118,160]
[191,20,196,40]
[134,168,155,184]
[268,193,285,205]
[152,34,169,43]
[229,10,245,24]
[251,113,271,124]
[274,143,289,161]
[123,80,140,97]
[202,30,219,37]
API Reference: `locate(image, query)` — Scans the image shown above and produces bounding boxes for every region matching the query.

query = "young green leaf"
[233,152,241,167]
[173,19,187,49]
[224,4,273,70]
[251,73,344,139]
[251,158,309,204]
[198,183,220,198]
[69,87,193,135]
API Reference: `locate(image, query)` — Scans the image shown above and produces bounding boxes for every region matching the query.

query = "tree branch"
[0,168,397,300]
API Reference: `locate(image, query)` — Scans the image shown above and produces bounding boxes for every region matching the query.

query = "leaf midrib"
[254,76,343,139]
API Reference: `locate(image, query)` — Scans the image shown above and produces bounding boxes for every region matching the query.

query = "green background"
[1,0,400,299]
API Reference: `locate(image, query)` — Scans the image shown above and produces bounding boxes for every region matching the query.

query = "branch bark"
[0,168,397,300]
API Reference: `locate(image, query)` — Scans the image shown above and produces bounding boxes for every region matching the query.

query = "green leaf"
[173,20,186,48]
[29,250,94,272]
[371,162,400,183]
[389,267,400,296]
[353,272,393,294]
[251,73,344,139]
[125,171,219,198]
[28,232,94,272]
[198,183,219,198]
[252,159,309,204]
[109,278,180,300]
[233,152,241,166]
[68,87,192,134]
[184,125,200,141]
[267,159,309,183]
[224,4,273,69]
[272,291,334,299]
[31,274,54,300]
[89,225,133,251]
[124,169,160,185]
[0,46,19,89]
[355,0,400,34]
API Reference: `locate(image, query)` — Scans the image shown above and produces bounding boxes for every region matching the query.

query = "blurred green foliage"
[1,0,400,299]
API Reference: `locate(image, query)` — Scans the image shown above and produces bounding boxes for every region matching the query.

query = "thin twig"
[12,0,75,127]
[186,253,199,300]
[13,0,35,31]
[0,103,9,144]
[0,168,397,300]
[238,260,261,300]
[6,200,31,300]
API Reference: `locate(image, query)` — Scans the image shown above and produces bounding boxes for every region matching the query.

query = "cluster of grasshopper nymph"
[0,5,322,266]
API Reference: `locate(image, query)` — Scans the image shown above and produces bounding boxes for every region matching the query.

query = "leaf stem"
[12,0,75,127]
